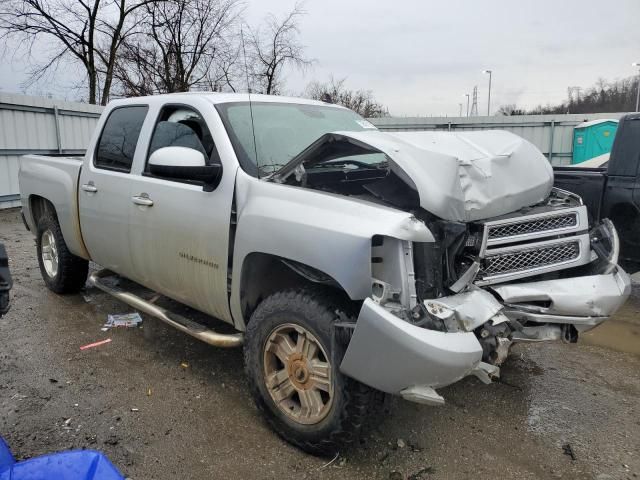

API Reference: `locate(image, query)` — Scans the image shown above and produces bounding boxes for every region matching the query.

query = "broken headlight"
[589,219,619,274]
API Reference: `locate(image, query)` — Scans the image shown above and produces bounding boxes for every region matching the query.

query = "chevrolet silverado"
[18,93,630,454]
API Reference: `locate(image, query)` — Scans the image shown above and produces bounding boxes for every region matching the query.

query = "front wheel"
[36,212,89,294]
[243,290,373,455]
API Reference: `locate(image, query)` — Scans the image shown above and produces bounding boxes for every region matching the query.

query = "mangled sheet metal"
[283,130,554,222]
[424,286,507,332]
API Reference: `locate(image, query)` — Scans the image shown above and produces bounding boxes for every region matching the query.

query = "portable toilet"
[572,119,618,164]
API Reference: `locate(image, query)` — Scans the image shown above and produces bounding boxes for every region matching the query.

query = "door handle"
[132,194,154,207]
[81,183,98,193]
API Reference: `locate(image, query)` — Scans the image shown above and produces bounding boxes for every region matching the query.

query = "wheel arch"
[26,194,90,260]
[27,194,57,226]
[235,252,356,330]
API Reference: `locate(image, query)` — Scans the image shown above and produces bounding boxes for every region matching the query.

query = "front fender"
[229,170,434,329]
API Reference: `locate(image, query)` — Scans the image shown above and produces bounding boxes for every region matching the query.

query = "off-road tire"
[244,289,374,456]
[36,212,88,294]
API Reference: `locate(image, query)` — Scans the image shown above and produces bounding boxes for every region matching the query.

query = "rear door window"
[95,106,148,172]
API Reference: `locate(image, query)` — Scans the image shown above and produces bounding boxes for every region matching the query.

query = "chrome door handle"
[132,195,154,207]
[81,183,98,193]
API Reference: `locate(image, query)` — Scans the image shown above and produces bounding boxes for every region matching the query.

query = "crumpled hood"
[332,129,554,222]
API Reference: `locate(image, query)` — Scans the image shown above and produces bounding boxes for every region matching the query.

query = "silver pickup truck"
[19,93,630,454]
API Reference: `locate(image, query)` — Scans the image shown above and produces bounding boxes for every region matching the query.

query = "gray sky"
[2,0,639,116]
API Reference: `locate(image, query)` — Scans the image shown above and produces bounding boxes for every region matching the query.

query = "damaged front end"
[340,190,630,406]
[269,126,629,406]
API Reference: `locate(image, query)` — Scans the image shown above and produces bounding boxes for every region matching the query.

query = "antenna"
[240,25,260,176]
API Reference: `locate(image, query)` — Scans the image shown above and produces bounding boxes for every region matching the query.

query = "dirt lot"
[1,207,639,479]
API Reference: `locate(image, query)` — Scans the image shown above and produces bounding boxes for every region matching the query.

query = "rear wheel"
[36,213,88,294]
[243,290,373,455]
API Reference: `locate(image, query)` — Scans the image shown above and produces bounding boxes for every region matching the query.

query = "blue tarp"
[0,438,124,480]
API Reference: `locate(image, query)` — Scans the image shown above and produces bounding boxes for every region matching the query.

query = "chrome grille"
[487,213,577,240]
[480,241,580,278]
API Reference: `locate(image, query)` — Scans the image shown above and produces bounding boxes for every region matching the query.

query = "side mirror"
[148,146,222,190]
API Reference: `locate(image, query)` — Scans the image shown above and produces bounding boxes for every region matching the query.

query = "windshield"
[215,101,379,176]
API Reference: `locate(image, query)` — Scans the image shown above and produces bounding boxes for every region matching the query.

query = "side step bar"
[88,269,244,348]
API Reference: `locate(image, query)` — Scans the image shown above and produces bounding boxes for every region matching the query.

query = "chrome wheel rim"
[41,229,59,278]
[263,323,334,425]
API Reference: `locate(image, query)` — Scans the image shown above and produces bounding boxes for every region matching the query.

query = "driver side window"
[146,106,219,170]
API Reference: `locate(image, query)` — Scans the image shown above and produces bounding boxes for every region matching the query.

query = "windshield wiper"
[258,163,288,177]
[310,159,389,170]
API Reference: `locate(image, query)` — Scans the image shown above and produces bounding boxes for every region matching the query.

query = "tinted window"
[95,106,148,172]
[147,107,218,168]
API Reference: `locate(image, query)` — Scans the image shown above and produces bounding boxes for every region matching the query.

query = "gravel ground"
[1,207,639,480]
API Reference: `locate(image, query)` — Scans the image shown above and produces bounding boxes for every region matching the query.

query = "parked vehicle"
[555,113,640,268]
[0,243,11,317]
[19,94,630,454]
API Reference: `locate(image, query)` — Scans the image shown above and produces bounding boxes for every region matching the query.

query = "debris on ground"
[396,438,406,449]
[180,361,189,369]
[102,313,142,331]
[318,452,339,470]
[562,443,576,461]
[79,338,112,351]
[389,471,403,480]
[377,451,390,464]
[408,466,436,479]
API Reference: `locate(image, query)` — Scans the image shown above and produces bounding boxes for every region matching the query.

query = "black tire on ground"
[243,289,374,456]
[36,212,89,294]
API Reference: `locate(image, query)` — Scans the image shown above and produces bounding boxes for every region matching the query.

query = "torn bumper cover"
[494,267,631,332]
[339,268,630,404]
[339,298,488,402]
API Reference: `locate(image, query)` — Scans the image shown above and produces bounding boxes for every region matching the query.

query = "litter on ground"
[79,338,112,351]
[101,313,142,331]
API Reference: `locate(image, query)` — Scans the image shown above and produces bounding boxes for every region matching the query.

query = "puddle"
[580,286,640,356]
[581,318,640,355]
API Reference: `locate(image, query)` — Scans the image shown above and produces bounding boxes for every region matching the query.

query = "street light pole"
[633,63,640,112]
[465,94,470,117]
[483,69,492,116]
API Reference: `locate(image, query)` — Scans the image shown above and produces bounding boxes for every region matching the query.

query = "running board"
[88,269,244,348]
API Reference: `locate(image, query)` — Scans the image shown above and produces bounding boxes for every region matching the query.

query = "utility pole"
[465,94,470,117]
[483,69,492,115]
[470,86,479,117]
[459,103,463,117]
[633,63,640,112]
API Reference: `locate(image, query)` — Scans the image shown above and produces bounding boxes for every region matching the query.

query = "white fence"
[370,112,628,166]
[0,93,102,209]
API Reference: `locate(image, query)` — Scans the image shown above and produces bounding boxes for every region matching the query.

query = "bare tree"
[500,76,639,116]
[246,2,311,95]
[0,0,156,105]
[496,104,527,116]
[306,76,389,118]
[114,0,242,96]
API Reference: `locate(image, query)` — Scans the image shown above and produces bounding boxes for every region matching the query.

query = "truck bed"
[553,166,607,221]
[19,154,88,259]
